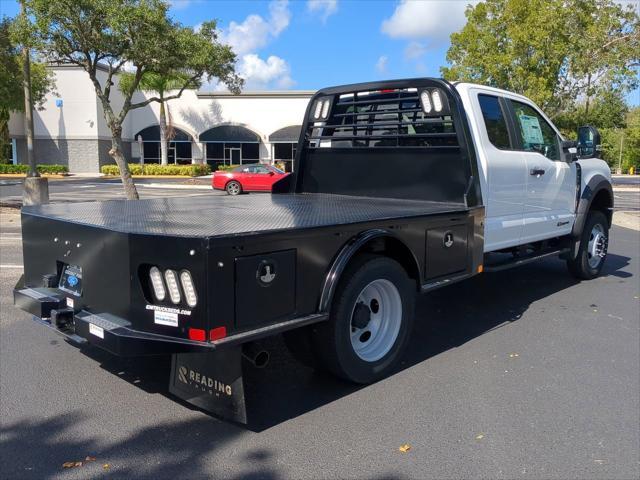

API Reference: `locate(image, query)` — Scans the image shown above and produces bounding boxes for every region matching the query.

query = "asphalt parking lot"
[0,176,222,206]
[1,193,639,479]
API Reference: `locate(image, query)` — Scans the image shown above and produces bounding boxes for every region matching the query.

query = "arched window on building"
[199,125,260,170]
[269,125,301,173]
[135,126,193,164]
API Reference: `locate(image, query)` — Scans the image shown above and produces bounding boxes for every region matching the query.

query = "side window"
[478,94,511,149]
[509,100,560,160]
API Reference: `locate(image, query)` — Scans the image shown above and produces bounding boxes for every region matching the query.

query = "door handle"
[530,168,545,176]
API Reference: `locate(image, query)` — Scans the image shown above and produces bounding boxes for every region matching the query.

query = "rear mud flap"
[169,348,248,424]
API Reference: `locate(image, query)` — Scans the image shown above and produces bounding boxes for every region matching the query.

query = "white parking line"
[0,264,23,269]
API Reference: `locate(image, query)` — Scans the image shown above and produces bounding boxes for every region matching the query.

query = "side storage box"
[235,249,296,329]
[425,223,469,279]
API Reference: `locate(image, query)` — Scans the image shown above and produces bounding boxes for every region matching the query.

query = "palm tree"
[120,71,197,165]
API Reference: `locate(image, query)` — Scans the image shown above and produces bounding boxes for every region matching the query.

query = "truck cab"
[455,83,612,253]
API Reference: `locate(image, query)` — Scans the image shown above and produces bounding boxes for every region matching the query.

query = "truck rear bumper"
[14,287,328,356]
[14,287,215,356]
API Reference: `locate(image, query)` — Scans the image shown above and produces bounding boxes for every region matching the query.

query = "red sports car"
[212,164,289,195]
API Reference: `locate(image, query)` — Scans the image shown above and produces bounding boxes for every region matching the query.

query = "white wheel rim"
[587,223,607,269]
[228,182,240,195]
[349,279,402,362]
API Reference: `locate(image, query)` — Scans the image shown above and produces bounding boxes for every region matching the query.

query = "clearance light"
[188,328,206,342]
[420,90,432,114]
[179,270,198,307]
[321,99,331,118]
[209,326,227,341]
[314,100,323,119]
[164,269,181,304]
[149,266,166,301]
[431,90,443,112]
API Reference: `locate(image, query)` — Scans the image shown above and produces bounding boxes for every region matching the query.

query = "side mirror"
[577,125,601,159]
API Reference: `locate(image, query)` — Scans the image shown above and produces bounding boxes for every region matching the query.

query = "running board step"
[483,248,570,273]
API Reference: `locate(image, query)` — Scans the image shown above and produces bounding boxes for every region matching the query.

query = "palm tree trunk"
[159,100,168,166]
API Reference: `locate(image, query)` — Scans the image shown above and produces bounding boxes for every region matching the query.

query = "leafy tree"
[0,17,54,163]
[601,107,640,172]
[554,90,629,137]
[119,71,196,166]
[442,0,639,120]
[19,0,241,199]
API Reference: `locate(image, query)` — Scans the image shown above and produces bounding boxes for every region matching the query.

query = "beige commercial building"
[8,64,315,172]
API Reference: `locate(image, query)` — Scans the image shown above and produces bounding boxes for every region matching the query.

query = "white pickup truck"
[14,78,612,423]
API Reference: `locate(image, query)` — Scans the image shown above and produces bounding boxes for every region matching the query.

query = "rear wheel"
[567,210,609,279]
[311,255,415,384]
[226,180,242,195]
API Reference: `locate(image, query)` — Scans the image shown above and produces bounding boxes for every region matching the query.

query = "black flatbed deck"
[22,193,469,238]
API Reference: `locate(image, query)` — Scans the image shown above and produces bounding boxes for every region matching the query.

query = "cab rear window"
[478,94,511,149]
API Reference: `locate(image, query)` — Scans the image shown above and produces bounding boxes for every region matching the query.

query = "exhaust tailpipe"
[242,343,270,368]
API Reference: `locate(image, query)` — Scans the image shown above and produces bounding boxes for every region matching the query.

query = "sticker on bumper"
[154,310,178,327]
[89,323,104,339]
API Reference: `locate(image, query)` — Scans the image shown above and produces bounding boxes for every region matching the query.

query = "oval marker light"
[314,100,323,119]
[420,90,432,113]
[321,99,330,118]
[431,90,443,112]
[164,269,181,304]
[149,266,166,301]
[180,270,198,308]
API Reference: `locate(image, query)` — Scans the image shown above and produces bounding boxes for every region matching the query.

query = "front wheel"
[225,180,242,196]
[567,210,609,279]
[311,255,415,384]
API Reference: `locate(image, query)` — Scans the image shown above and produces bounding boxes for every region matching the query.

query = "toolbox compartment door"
[425,223,469,279]
[234,249,296,329]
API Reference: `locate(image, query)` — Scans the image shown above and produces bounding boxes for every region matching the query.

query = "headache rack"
[304,88,459,149]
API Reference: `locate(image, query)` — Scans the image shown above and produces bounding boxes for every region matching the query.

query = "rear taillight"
[179,270,198,307]
[147,266,198,308]
[163,269,181,304]
[149,267,166,301]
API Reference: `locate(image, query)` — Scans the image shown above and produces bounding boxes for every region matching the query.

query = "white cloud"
[168,0,194,10]
[307,0,338,23]
[375,55,389,74]
[381,0,474,46]
[237,54,295,90]
[220,0,291,56]
[404,41,427,60]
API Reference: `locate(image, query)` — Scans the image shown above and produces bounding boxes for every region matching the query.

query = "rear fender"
[318,229,420,313]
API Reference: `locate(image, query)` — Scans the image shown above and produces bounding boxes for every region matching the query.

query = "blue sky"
[1,0,638,105]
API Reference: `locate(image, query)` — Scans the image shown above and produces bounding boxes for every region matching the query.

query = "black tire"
[225,180,242,195]
[567,210,609,280]
[310,255,416,384]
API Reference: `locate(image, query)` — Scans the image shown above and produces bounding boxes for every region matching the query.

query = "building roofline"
[47,62,111,73]
[196,90,316,99]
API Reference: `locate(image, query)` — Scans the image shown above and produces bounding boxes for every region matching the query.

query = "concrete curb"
[140,183,212,190]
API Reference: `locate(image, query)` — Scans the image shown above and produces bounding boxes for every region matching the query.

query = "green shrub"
[215,164,239,172]
[100,163,211,176]
[37,164,69,174]
[0,164,68,174]
[0,164,28,174]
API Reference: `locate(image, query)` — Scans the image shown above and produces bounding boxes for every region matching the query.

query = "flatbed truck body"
[13,78,612,424]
